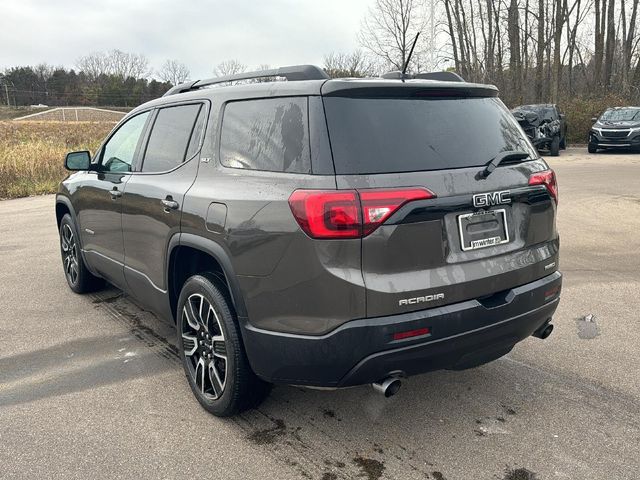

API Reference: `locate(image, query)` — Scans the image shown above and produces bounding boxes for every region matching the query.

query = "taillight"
[289,187,435,239]
[529,169,558,204]
[288,190,361,238]
[359,188,434,235]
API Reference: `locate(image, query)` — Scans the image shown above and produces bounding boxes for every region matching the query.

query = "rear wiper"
[479,150,530,179]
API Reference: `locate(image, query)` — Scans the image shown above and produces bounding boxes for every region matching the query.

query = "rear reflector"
[393,327,430,340]
[529,169,558,204]
[289,187,435,239]
[544,285,561,301]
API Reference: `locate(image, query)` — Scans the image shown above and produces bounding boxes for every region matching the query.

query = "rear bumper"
[240,271,562,387]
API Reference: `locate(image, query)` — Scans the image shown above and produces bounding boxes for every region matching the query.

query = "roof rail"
[163,64,330,96]
[380,70,465,82]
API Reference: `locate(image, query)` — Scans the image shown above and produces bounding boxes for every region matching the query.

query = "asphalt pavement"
[1,148,639,480]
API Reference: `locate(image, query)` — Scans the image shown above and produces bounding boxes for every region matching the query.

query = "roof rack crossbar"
[163,64,329,96]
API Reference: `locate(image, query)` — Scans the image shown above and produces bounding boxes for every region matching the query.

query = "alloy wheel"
[61,224,79,285]
[181,293,228,399]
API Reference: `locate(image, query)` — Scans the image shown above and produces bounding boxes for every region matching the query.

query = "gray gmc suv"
[56,65,562,417]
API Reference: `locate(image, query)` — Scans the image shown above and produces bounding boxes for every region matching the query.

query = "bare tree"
[602,0,616,87]
[76,51,110,79]
[108,50,150,79]
[323,51,377,78]
[535,0,546,100]
[621,0,640,94]
[158,60,190,85]
[507,0,522,101]
[77,50,150,80]
[214,59,246,77]
[358,0,429,72]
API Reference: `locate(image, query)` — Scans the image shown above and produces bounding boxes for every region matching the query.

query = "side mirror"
[65,151,91,171]
[591,117,598,123]
[559,113,566,120]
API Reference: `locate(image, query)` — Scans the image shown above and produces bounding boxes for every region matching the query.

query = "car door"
[121,102,207,319]
[75,110,151,290]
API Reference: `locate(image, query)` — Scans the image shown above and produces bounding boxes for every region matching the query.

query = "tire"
[588,142,598,154]
[59,214,103,293]
[177,273,270,417]
[560,136,566,149]
[549,136,560,156]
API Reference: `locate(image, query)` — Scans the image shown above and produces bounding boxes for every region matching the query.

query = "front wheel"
[177,274,270,417]
[588,142,598,154]
[560,136,566,149]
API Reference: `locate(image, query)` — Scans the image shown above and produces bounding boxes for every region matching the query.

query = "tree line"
[2,0,639,110]
[331,0,640,107]
[0,50,190,107]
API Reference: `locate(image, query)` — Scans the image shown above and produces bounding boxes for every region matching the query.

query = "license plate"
[458,209,510,251]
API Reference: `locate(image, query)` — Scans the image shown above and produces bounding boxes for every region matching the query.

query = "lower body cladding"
[240,271,562,388]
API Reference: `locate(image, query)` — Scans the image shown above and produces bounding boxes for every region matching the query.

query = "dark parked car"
[56,65,562,417]
[588,107,640,153]
[511,104,567,156]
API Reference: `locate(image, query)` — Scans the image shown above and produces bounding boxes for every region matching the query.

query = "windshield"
[512,105,556,120]
[324,97,537,175]
[600,108,640,122]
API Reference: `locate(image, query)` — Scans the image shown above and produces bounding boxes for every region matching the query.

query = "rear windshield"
[323,97,536,174]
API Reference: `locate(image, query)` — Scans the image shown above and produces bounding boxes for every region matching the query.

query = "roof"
[128,65,499,117]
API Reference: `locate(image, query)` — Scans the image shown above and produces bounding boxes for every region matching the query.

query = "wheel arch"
[167,233,248,323]
[55,195,76,229]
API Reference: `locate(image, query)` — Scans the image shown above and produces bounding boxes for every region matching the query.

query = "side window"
[186,106,207,160]
[101,111,150,172]
[220,97,311,173]
[141,104,202,173]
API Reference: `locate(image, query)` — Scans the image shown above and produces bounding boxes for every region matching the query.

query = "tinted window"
[220,97,310,173]
[101,111,149,172]
[142,104,202,172]
[324,97,537,174]
[186,106,207,159]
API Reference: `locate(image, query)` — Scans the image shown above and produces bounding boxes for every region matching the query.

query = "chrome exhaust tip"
[372,377,402,397]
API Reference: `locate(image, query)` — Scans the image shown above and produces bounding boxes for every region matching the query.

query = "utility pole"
[0,77,10,106]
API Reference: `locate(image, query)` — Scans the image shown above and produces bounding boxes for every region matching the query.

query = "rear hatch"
[321,80,559,318]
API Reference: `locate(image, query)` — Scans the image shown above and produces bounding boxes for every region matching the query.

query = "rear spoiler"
[320,80,499,98]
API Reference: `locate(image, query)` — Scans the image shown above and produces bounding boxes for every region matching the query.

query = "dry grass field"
[0,121,114,199]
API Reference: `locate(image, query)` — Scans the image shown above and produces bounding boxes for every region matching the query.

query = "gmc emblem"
[473,190,511,208]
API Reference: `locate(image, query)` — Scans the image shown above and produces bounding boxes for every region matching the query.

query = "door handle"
[110,188,122,199]
[161,198,179,211]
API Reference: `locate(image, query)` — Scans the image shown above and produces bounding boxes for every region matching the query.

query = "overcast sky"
[1,0,372,79]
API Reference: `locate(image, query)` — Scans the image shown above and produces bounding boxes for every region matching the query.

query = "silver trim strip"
[82,248,167,293]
